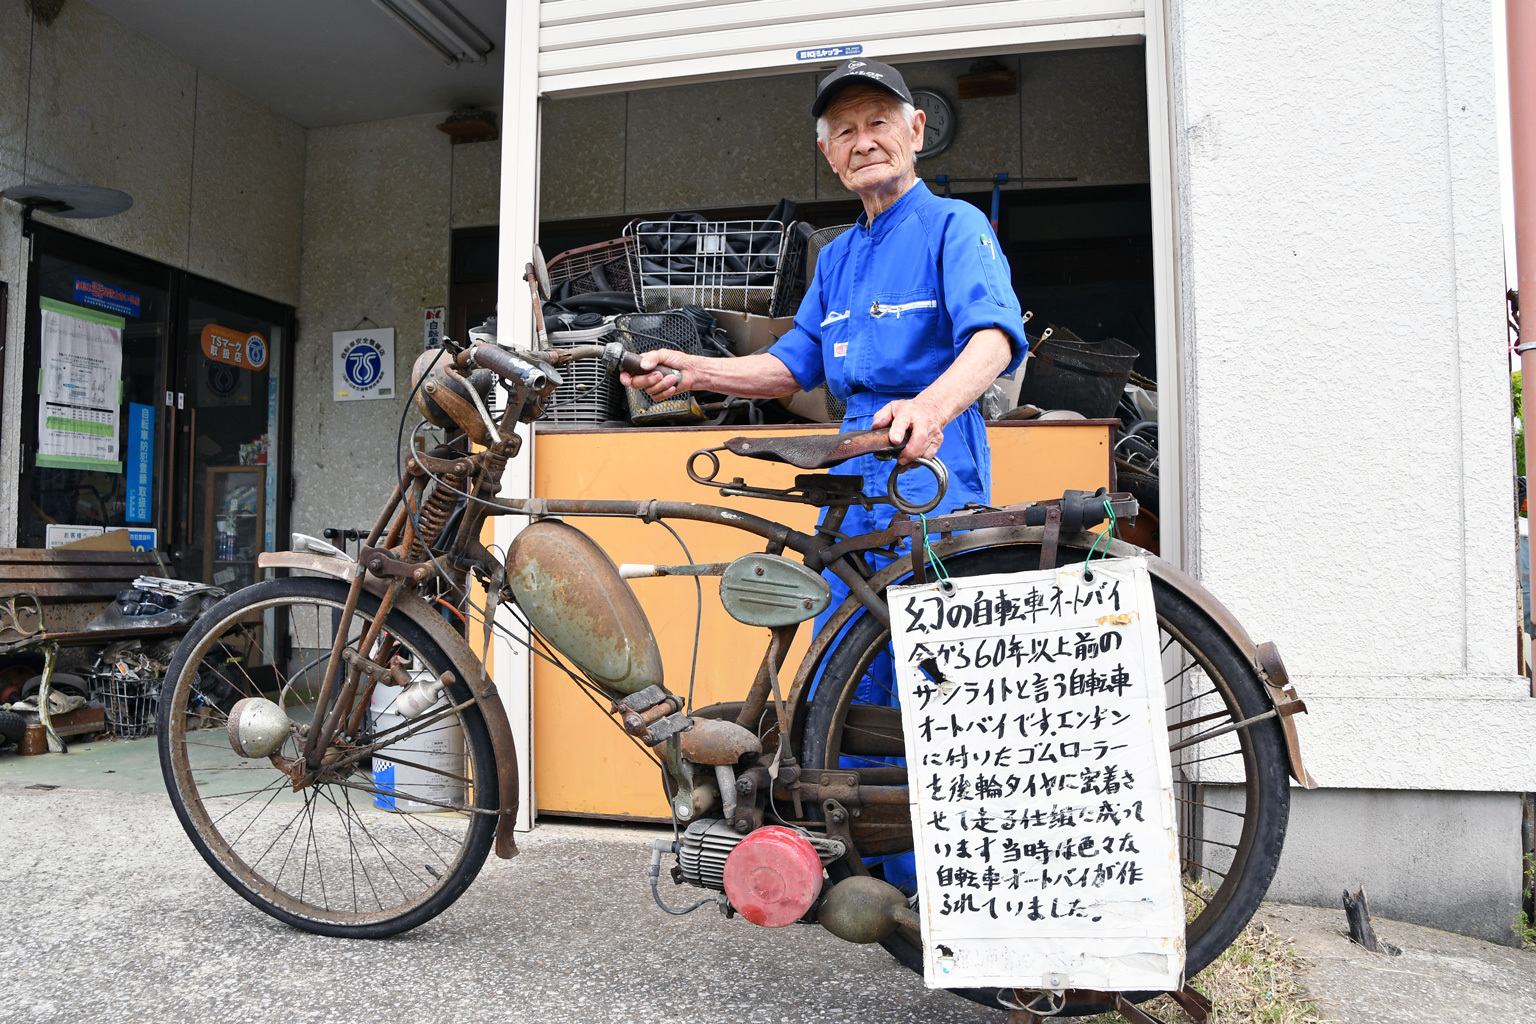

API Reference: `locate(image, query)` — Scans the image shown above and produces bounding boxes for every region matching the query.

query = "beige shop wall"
[0,0,305,545]
[540,46,1150,223]
[290,115,501,541]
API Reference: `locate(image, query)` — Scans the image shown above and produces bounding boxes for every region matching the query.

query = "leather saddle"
[723,429,902,470]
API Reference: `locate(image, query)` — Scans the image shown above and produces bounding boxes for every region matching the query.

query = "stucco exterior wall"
[0,0,305,546]
[291,119,501,543]
[1172,0,1535,789]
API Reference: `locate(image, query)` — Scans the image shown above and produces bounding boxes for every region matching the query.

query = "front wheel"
[158,576,498,938]
[801,544,1290,1014]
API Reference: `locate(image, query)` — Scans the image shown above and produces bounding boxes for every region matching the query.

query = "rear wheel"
[158,577,497,938]
[801,544,1290,1014]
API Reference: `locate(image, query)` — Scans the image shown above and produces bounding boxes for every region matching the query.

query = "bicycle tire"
[158,577,498,938]
[801,544,1290,1015]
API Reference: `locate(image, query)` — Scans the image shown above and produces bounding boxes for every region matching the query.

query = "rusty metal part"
[358,545,438,584]
[1039,504,1063,570]
[309,579,405,776]
[1255,641,1317,788]
[735,624,797,735]
[619,561,731,579]
[779,525,1315,790]
[407,451,475,479]
[298,559,370,770]
[642,711,692,746]
[678,717,762,765]
[406,472,466,562]
[614,688,684,735]
[256,550,521,858]
[413,353,498,445]
[505,520,663,695]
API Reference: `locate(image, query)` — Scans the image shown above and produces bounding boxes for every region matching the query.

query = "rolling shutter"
[539,0,1146,96]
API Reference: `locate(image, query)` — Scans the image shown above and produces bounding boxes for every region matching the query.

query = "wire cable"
[654,519,702,714]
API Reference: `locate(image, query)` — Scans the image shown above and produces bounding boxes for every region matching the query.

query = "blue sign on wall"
[73,277,142,318]
[796,44,863,61]
[126,402,154,523]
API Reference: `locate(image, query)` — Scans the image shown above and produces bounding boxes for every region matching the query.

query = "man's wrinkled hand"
[619,348,691,400]
[873,398,944,464]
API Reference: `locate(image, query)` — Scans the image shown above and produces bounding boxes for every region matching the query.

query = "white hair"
[816,96,919,145]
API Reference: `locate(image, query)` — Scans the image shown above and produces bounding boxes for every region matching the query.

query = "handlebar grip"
[618,350,683,389]
[464,343,550,391]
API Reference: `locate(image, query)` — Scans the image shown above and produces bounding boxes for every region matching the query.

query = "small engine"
[676,818,845,891]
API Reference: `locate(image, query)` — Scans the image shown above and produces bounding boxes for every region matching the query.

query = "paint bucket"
[371,665,465,814]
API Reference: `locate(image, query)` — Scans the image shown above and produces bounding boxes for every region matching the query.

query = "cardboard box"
[707,309,840,423]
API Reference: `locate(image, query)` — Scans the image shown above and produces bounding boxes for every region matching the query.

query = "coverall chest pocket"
[862,288,943,392]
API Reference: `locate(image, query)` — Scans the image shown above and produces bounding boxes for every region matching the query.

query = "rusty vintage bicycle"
[157,308,1313,1019]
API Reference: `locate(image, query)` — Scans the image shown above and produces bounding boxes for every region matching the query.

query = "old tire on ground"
[801,543,1290,1015]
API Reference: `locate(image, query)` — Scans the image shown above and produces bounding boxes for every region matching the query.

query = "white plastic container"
[371,665,466,814]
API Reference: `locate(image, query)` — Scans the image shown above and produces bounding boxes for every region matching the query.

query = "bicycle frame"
[259,337,1312,863]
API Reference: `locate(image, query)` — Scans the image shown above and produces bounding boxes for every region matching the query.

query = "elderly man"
[624,58,1027,537]
[626,58,1027,892]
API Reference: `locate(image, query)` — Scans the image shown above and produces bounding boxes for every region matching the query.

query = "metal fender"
[256,551,523,856]
[786,527,1317,790]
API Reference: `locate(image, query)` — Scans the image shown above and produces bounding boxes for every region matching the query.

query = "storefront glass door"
[173,279,287,590]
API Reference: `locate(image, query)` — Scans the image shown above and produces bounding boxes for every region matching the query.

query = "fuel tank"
[505,520,664,695]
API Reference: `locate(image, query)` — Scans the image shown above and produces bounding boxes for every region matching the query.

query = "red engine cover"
[722,826,824,928]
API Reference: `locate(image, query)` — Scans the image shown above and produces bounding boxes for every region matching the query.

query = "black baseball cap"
[810,58,913,118]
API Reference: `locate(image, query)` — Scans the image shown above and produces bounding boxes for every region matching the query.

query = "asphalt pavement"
[1,738,1531,1023]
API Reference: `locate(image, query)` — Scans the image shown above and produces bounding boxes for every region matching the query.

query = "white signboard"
[332,328,395,401]
[37,299,124,472]
[890,556,1185,993]
[423,305,445,350]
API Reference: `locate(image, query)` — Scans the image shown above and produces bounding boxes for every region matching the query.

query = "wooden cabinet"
[526,421,1115,821]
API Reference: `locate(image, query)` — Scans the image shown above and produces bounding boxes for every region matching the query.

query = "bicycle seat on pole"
[722,429,901,469]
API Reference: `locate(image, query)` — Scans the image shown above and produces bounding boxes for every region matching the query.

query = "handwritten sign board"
[890,556,1185,993]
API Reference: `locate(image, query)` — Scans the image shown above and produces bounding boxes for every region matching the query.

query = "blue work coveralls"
[766,181,1027,888]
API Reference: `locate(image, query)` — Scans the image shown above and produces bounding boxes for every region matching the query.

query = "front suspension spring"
[410,474,465,560]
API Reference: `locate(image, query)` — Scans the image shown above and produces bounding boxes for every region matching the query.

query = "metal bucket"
[371,668,466,814]
[1017,336,1140,419]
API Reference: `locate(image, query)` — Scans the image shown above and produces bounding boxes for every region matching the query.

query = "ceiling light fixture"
[369,0,494,66]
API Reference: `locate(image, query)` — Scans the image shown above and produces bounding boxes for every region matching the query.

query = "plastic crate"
[543,314,622,425]
[546,237,639,304]
[627,218,792,316]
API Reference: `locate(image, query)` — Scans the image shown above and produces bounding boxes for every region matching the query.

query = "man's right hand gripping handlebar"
[616,346,686,399]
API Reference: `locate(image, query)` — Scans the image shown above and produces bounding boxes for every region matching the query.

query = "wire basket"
[805,224,856,289]
[543,314,622,425]
[611,310,714,425]
[99,674,160,738]
[546,237,639,304]
[628,218,791,316]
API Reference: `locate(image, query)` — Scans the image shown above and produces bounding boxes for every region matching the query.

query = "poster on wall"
[37,297,124,472]
[423,306,445,350]
[889,557,1186,993]
[125,402,154,523]
[332,328,395,401]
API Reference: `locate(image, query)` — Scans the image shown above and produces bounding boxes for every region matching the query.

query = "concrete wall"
[289,118,500,541]
[1171,0,1536,793]
[0,0,305,545]
[540,46,1149,222]
[1206,786,1527,946]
